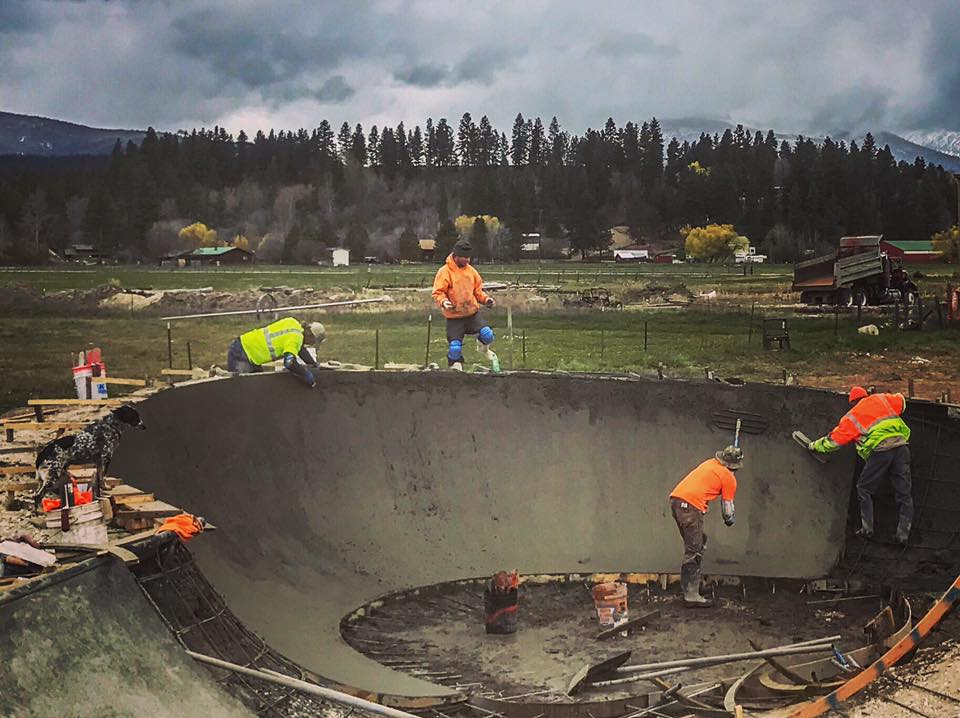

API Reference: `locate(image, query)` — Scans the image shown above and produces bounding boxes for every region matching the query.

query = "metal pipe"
[160,297,391,321]
[617,636,840,674]
[186,650,421,718]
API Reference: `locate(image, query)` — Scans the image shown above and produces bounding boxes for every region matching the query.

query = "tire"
[836,289,853,307]
[853,289,868,308]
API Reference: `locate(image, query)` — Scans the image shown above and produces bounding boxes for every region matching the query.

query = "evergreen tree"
[457,112,478,166]
[477,115,495,167]
[367,125,380,167]
[469,215,489,260]
[345,223,369,257]
[435,218,458,259]
[350,124,367,165]
[433,118,456,166]
[408,126,424,166]
[398,227,419,261]
[337,122,352,162]
[528,117,545,167]
[510,113,529,166]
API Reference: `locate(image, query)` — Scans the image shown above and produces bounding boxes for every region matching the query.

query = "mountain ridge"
[2,110,958,172]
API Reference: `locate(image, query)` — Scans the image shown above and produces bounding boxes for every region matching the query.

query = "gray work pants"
[857,444,913,534]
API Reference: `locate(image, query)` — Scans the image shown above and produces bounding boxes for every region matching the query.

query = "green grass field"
[3,305,959,414]
[1,261,957,413]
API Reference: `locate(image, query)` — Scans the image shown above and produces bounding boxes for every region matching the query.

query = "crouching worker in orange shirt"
[668,446,742,607]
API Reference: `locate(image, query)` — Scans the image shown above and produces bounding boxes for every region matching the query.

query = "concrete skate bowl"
[107,371,870,708]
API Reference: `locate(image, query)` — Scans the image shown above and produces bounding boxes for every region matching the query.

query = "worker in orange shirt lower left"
[668,446,742,607]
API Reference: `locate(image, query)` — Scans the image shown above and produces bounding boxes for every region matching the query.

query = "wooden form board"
[102,378,147,387]
[0,541,56,567]
[27,399,126,406]
[0,466,35,476]
[3,422,88,442]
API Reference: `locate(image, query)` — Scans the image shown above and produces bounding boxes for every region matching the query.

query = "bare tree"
[19,190,51,256]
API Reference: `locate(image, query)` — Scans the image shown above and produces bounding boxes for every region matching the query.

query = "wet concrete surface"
[343,579,884,702]
[109,371,859,700]
[0,556,253,717]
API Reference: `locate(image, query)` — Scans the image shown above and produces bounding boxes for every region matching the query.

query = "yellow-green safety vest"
[239,317,304,366]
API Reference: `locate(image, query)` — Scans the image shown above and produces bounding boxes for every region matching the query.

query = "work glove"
[807,441,816,451]
[442,300,454,311]
[724,516,735,527]
[485,297,495,308]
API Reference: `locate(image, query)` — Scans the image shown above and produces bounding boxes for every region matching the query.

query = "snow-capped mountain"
[901,130,960,159]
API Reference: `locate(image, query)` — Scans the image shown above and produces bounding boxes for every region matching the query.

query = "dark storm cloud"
[394,63,451,88]
[0,2,46,34]
[0,1,957,135]
[314,76,355,103]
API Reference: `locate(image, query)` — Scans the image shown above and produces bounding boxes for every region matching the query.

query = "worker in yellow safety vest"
[808,386,912,544]
[226,317,325,387]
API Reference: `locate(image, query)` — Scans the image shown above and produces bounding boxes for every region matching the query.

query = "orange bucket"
[592,581,628,628]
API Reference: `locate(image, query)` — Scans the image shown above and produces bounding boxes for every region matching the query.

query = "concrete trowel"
[792,430,828,463]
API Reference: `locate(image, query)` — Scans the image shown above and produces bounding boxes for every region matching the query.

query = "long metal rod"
[187,650,420,718]
[617,636,840,674]
[160,297,390,321]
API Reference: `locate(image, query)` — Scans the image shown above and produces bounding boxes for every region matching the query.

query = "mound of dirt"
[621,283,694,305]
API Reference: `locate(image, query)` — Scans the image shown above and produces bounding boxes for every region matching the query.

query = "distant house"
[182,246,254,266]
[63,244,107,262]
[331,248,349,266]
[880,239,942,264]
[418,239,436,261]
[613,244,649,262]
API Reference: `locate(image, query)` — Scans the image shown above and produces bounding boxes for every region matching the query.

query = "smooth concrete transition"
[110,372,857,700]
[0,557,253,718]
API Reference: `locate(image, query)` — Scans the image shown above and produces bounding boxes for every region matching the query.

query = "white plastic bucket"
[73,365,93,399]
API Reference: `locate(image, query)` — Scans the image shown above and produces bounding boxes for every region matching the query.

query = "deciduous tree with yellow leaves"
[454,214,500,260]
[931,226,959,262]
[178,221,219,248]
[684,223,749,261]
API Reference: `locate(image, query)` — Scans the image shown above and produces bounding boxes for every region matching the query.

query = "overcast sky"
[2,1,958,136]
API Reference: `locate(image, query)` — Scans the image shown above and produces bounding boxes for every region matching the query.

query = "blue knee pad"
[448,339,463,361]
[479,326,495,345]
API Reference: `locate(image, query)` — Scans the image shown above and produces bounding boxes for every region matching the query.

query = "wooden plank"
[1,481,38,492]
[47,522,108,546]
[102,377,147,387]
[1,422,88,430]
[43,502,103,528]
[1,408,57,423]
[161,368,198,376]
[116,494,156,507]
[115,500,181,520]
[0,466,35,476]
[0,540,56,567]
[27,399,126,406]
[105,484,145,497]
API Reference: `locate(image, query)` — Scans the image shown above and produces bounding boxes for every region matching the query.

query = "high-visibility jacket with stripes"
[239,317,305,366]
[812,392,910,459]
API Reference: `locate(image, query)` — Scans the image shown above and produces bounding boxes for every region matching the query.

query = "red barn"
[880,240,942,264]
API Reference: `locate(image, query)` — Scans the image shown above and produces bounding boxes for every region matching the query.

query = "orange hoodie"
[432,254,490,319]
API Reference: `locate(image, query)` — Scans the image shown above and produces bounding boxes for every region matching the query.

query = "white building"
[332,248,349,267]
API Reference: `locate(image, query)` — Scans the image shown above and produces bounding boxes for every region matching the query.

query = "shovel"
[567,650,632,695]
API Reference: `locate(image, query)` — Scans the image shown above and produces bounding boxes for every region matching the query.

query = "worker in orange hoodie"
[668,446,742,607]
[432,238,498,371]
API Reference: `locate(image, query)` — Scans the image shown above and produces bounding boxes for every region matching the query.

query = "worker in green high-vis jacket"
[808,386,912,545]
[226,317,324,387]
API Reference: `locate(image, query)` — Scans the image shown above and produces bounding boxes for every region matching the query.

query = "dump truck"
[793,235,917,307]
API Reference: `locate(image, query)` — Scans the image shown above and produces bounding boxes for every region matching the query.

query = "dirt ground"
[343,580,887,703]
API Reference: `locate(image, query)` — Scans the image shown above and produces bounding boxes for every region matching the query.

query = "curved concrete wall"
[0,557,252,717]
[111,372,856,698]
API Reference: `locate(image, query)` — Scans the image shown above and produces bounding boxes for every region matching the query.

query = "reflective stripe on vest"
[845,394,901,440]
[263,326,302,361]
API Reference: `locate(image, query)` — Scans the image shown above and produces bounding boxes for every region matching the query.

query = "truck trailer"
[793,235,917,307]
